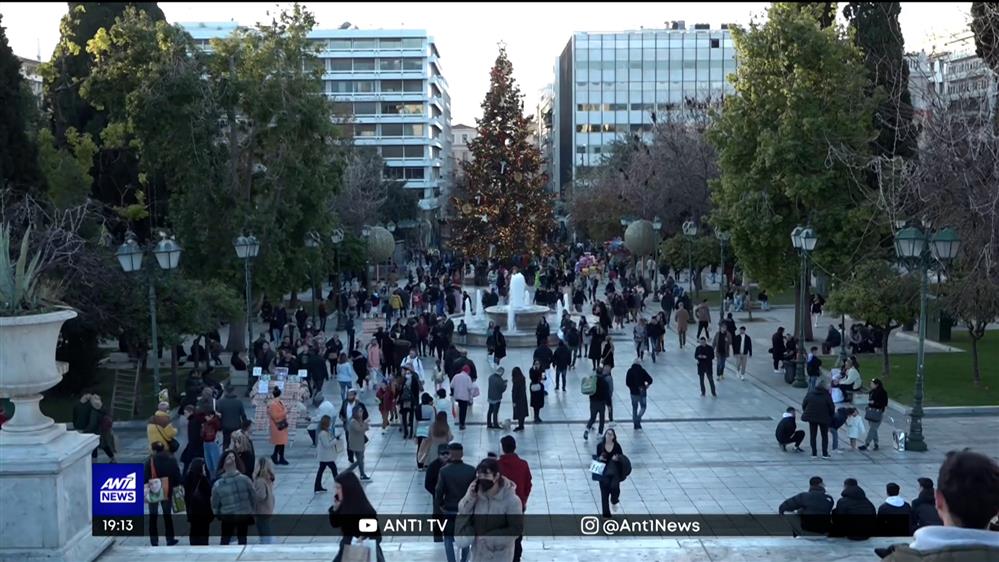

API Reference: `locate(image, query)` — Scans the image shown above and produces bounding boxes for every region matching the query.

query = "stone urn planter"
[0,308,77,441]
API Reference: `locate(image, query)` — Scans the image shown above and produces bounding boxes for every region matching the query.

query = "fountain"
[486,271,551,333]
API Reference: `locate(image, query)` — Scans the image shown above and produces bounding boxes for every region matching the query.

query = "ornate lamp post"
[894,225,960,452]
[682,219,698,295]
[790,226,817,388]
[234,234,260,368]
[652,216,663,300]
[116,232,182,395]
[331,229,345,330]
[716,230,731,317]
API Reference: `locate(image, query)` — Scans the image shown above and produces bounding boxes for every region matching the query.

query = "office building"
[182,22,452,214]
[552,23,737,192]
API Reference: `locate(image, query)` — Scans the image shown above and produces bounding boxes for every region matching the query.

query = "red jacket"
[498,453,532,510]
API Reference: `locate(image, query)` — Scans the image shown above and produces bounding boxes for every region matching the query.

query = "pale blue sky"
[2,2,974,125]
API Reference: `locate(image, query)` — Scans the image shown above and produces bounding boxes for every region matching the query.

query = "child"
[845,407,867,449]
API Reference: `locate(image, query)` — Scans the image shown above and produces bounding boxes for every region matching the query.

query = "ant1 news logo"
[93,464,144,516]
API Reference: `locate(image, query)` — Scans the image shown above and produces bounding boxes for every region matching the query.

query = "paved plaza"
[103,298,999,556]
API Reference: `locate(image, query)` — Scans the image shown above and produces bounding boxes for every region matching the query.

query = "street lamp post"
[790,226,817,388]
[116,232,182,396]
[682,220,698,296]
[331,229,344,330]
[234,234,260,369]
[894,225,960,452]
[652,216,663,301]
[716,230,731,318]
[305,231,321,324]
[361,225,372,288]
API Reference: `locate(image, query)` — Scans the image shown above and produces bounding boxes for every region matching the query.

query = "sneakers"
[583,430,589,440]
[740,375,746,381]
[873,444,879,451]
[858,444,868,451]
[821,454,831,460]
[611,502,620,513]
[360,475,372,482]
[314,488,327,493]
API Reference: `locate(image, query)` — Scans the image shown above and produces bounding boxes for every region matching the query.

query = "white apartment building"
[182,22,452,213]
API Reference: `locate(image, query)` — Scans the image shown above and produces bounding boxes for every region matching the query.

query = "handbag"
[144,456,168,503]
[341,539,376,562]
[333,433,345,455]
[276,418,289,431]
[171,484,186,513]
[864,407,883,423]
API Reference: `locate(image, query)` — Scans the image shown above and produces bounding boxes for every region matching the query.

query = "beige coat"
[456,476,524,562]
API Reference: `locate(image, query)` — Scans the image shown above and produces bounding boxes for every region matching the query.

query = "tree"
[943,275,999,386]
[844,2,918,161]
[36,127,97,208]
[826,260,921,378]
[569,108,717,242]
[330,148,414,234]
[658,234,722,294]
[449,46,553,260]
[707,3,878,338]
[41,2,165,212]
[0,14,44,194]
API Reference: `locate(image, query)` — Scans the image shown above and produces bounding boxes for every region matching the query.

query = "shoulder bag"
[864,407,883,423]
[144,456,169,503]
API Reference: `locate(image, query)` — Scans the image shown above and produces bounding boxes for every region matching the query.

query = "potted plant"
[0,224,77,439]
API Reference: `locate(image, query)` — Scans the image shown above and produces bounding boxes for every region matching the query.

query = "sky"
[2,2,974,125]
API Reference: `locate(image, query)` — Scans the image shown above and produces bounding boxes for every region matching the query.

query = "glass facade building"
[182,23,451,210]
[554,28,737,191]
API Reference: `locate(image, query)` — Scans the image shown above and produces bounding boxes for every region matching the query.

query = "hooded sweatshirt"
[885,526,999,562]
[878,495,913,537]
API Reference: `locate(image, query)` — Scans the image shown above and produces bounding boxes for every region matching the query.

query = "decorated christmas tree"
[449,46,553,260]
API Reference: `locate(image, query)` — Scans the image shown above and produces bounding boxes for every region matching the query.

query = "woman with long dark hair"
[511,367,529,432]
[183,458,214,545]
[329,472,385,562]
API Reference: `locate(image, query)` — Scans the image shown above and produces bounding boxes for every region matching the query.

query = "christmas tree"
[449,46,553,261]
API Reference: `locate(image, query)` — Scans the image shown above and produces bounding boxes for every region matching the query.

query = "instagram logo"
[580,516,600,535]
[359,518,378,533]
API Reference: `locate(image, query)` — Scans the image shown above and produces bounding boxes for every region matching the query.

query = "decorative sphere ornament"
[462,203,472,214]
[624,219,656,256]
[365,226,395,262]
[514,172,523,181]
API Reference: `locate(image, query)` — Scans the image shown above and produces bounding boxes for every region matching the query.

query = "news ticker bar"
[93,514,910,538]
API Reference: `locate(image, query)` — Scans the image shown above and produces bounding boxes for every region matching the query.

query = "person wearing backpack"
[583,366,612,440]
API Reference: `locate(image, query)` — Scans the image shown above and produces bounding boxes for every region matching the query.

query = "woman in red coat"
[267,387,289,465]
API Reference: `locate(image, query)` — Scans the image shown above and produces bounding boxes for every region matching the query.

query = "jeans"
[630,394,647,428]
[487,402,501,427]
[344,450,367,477]
[220,515,249,545]
[315,461,338,491]
[338,381,350,401]
[865,419,882,446]
[716,356,728,377]
[807,376,819,392]
[203,442,221,479]
[555,367,567,389]
[443,510,470,562]
[457,399,470,428]
[697,365,716,396]
[831,427,839,450]
[586,401,606,434]
[808,422,829,456]
[148,500,174,546]
[256,514,273,544]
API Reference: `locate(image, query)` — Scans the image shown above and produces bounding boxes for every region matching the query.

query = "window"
[404,123,424,137]
[354,80,376,93]
[380,58,402,71]
[710,38,720,48]
[461,134,468,143]
[576,145,586,154]
[403,79,423,92]
[404,145,425,158]
[381,38,402,49]
[332,102,351,114]
[405,167,425,179]
[431,146,440,159]
[382,145,405,158]
[354,102,377,115]
[383,102,423,115]
[304,58,324,73]
[330,80,352,93]
[354,124,377,137]
[353,39,377,49]
[400,37,423,49]
[330,59,351,72]
[330,39,351,50]
[353,58,375,71]
[382,80,403,92]
[402,58,422,71]
[382,123,404,137]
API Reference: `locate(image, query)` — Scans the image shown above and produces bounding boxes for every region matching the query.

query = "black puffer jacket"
[779,484,834,534]
[801,389,835,426]
[910,488,943,532]
[831,483,876,539]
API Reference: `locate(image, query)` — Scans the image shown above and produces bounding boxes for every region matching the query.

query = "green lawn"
[693,287,796,307]
[823,330,999,407]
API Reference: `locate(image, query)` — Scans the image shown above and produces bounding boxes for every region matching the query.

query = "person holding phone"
[456,457,524,562]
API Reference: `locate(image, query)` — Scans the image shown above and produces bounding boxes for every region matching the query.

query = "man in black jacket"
[435,443,476,562]
[801,380,835,458]
[806,347,823,392]
[779,475,834,535]
[876,482,912,537]
[694,337,716,397]
[733,326,753,380]
[145,442,183,546]
[625,359,653,430]
[910,477,943,532]
[553,340,572,391]
[831,478,877,539]
[533,342,554,371]
[216,385,247,450]
[583,367,611,440]
[424,444,451,543]
[775,407,805,452]
[306,346,329,397]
